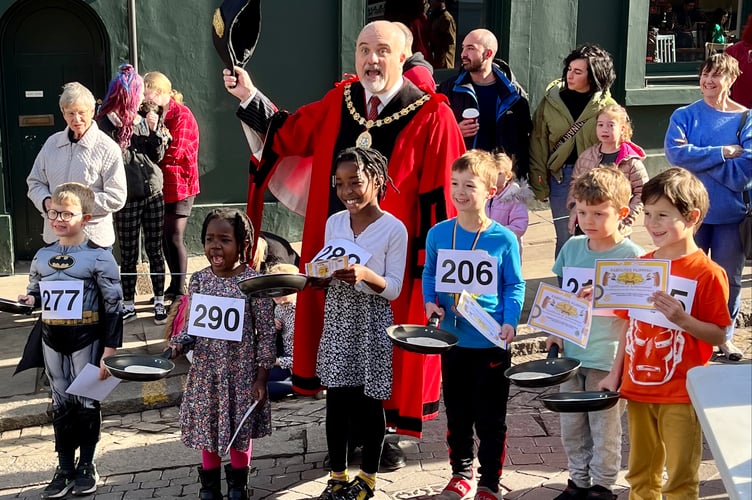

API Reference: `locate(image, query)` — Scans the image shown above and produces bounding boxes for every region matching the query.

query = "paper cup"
[462,108,479,120]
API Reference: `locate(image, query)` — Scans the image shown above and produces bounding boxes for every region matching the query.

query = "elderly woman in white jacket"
[27,82,126,247]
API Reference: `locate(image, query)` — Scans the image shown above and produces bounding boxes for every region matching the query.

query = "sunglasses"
[45,209,83,221]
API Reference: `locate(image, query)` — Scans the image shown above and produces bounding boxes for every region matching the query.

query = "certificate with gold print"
[593,259,670,309]
[527,282,592,347]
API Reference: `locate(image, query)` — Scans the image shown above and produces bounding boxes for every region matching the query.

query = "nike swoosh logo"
[489,361,504,369]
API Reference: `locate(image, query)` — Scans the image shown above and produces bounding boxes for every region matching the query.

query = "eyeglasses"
[45,209,83,221]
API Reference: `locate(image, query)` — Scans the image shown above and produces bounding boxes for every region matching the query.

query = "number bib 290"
[39,281,84,320]
[435,249,498,295]
[187,293,245,341]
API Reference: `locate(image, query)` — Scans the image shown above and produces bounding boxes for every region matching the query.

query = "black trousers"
[326,386,385,474]
[114,194,165,300]
[441,346,511,489]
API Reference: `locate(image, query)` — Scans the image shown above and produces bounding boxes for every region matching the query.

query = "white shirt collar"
[364,77,405,114]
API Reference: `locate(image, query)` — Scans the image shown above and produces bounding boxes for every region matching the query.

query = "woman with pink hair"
[96,64,171,325]
[726,14,752,107]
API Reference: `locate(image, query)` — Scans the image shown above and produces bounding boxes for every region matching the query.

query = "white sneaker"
[122,308,137,324]
[153,303,168,325]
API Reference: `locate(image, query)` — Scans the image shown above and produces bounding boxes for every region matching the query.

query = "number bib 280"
[39,281,84,320]
[187,293,245,341]
[435,250,498,295]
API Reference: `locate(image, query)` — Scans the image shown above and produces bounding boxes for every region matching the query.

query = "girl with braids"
[316,147,408,500]
[169,208,275,500]
[96,64,170,324]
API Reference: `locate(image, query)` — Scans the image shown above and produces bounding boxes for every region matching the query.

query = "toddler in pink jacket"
[485,152,533,257]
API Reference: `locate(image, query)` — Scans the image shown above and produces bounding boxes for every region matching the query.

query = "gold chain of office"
[343,83,430,148]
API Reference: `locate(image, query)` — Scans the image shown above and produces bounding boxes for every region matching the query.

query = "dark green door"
[0,0,109,260]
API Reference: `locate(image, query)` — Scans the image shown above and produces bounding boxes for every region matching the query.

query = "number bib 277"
[39,281,84,320]
[435,249,498,295]
[187,293,245,341]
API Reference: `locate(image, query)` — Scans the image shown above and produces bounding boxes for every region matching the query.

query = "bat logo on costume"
[49,254,75,270]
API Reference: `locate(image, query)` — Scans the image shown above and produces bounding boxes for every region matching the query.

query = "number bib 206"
[435,249,498,295]
[187,293,245,341]
[39,281,84,320]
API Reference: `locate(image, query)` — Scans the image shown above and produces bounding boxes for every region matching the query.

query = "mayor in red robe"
[224,20,464,437]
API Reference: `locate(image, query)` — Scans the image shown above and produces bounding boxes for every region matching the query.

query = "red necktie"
[367,95,380,121]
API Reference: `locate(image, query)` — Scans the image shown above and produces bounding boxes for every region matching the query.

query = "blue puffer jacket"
[438,59,532,180]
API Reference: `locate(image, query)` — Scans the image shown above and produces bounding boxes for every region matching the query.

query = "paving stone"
[122,488,155,498]
[94,492,126,500]
[284,462,314,473]
[153,484,185,497]
[160,466,192,481]
[269,473,300,490]
[133,470,163,483]
[140,479,170,489]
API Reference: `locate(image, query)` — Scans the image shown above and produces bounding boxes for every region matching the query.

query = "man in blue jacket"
[438,29,532,180]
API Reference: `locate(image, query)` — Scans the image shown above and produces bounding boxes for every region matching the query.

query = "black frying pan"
[238,273,309,298]
[540,391,621,412]
[0,297,33,315]
[504,344,581,388]
[104,349,175,382]
[386,314,458,355]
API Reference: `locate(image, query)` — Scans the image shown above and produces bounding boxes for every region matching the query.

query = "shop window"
[366,0,483,70]
[646,0,743,66]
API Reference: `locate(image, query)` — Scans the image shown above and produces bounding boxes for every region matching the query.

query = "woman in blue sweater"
[664,53,752,361]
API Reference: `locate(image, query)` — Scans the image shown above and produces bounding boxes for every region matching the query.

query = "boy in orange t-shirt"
[600,167,731,500]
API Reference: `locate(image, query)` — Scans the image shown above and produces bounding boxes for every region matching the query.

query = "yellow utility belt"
[44,311,99,326]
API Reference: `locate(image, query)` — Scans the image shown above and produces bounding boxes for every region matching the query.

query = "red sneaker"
[436,476,475,500]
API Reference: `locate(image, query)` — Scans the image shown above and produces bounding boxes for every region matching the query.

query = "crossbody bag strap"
[738,110,751,211]
[552,119,587,155]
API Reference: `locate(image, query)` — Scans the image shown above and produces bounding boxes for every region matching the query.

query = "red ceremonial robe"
[245,76,465,437]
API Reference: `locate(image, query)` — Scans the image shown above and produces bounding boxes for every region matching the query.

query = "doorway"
[0,0,109,260]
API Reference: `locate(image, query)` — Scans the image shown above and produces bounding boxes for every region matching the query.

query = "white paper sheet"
[224,400,259,455]
[65,363,121,401]
[456,290,507,350]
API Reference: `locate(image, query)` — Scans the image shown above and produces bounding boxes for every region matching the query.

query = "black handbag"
[124,159,151,201]
[741,190,752,260]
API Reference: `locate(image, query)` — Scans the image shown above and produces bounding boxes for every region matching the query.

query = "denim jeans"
[549,164,575,258]
[695,222,744,340]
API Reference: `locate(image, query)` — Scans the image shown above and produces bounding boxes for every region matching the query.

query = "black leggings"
[162,212,188,292]
[326,386,385,474]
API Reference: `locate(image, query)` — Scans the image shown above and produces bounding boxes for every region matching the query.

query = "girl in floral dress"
[315,147,408,500]
[170,208,275,500]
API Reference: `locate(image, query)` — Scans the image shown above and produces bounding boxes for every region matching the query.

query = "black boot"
[197,466,222,500]
[225,463,250,500]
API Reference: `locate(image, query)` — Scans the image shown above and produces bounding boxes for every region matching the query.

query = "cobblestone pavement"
[1,337,748,499]
[1,211,749,499]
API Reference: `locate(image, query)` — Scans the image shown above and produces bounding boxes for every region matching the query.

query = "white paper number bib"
[312,238,372,266]
[629,275,697,330]
[39,281,84,320]
[187,293,245,341]
[435,249,498,295]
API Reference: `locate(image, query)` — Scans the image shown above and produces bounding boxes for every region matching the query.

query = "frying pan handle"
[428,313,441,328]
[160,348,173,360]
[547,343,560,359]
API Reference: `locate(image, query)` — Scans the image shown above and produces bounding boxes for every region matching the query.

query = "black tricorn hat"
[211,0,261,69]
